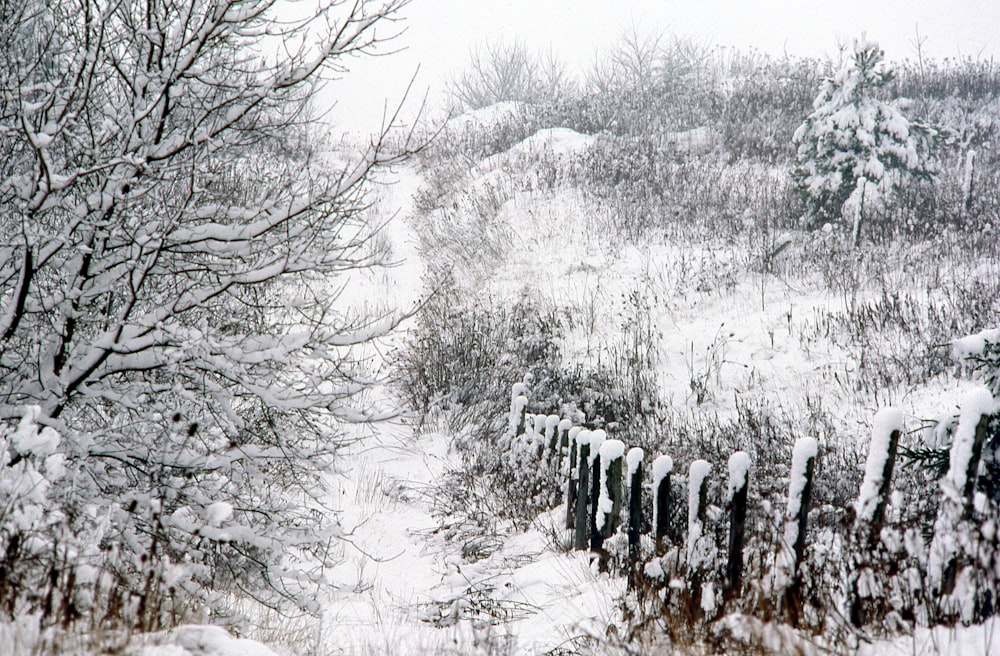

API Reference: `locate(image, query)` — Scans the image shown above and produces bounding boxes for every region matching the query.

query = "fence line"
[507,381,997,625]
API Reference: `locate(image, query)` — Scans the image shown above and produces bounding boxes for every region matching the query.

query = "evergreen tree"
[792,37,934,245]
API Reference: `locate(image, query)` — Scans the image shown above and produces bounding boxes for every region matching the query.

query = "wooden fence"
[508,384,998,625]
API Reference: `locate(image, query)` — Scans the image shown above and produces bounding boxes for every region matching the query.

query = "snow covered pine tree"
[0,0,415,632]
[792,36,934,246]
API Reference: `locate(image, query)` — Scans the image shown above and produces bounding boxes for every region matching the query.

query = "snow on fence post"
[853,408,904,547]
[775,436,818,624]
[945,391,994,509]
[544,414,562,504]
[545,414,560,459]
[565,425,581,530]
[627,447,645,576]
[686,460,711,568]
[725,451,750,600]
[653,455,674,554]
[588,430,608,555]
[509,393,528,438]
[686,460,714,615]
[573,430,593,550]
[848,408,904,627]
[927,388,996,609]
[597,440,626,540]
[533,414,547,458]
[558,418,572,459]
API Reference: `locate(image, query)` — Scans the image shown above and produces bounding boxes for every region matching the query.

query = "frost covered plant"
[792,36,934,244]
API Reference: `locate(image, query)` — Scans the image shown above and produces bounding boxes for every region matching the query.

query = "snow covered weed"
[572,139,799,245]
[427,466,512,563]
[421,101,539,164]
[799,272,1000,395]
[396,284,563,416]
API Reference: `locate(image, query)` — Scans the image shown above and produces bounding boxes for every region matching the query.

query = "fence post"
[545,414,560,460]
[686,460,711,565]
[534,414,547,459]
[687,460,712,614]
[853,408,904,548]
[627,447,645,583]
[775,437,818,625]
[565,426,581,530]
[848,409,904,627]
[597,440,625,535]
[653,455,674,555]
[510,394,528,438]
[927,388,995,608]
[725,451,750,601]
[592,438,623,573]
[558,418,573,460]
[588,431,608,555]
[573,431,593,550]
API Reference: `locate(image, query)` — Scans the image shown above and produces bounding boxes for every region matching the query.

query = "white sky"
[319,0,1000,135]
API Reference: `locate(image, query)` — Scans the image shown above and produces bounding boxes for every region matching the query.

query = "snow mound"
[445,101,524,132]
[131,625,280,656]
[507,127,595,158]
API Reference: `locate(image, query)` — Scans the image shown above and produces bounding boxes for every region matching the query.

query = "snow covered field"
[5,9,1000,652]
[282,106,999,652]
[312,97,997,652]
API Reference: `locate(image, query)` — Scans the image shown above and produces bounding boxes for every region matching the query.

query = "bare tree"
[0,0,417,629]
[447,38,564,111]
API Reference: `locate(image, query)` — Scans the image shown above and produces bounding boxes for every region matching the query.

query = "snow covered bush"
[955,328,1000,398]
[792,37,934,242]
[904,327,1000,499]
[0,0,413,631]
[0,408,71,620]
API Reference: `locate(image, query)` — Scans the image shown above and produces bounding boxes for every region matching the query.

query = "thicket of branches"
[0,0,416,637]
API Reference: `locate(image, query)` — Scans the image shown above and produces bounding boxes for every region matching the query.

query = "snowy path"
[317,166,624,655]
[320,166,461,652]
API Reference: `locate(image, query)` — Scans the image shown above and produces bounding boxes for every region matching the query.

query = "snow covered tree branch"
[0,0,418,626]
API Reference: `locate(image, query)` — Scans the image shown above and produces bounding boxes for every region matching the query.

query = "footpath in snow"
[319,166,623,655]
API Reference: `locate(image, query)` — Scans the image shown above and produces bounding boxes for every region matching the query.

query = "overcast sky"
[321,0,1000,136]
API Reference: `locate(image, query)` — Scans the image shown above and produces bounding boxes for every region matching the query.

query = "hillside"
[382,48,1000,650]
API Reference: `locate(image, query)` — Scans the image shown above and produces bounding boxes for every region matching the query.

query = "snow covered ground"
[100,118,997,654]
[309,165,627,655]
